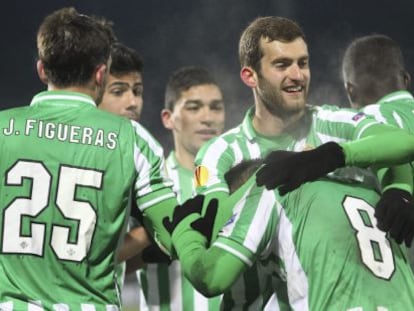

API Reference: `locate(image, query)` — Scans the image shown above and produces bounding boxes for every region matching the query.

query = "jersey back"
[0,91,144,310]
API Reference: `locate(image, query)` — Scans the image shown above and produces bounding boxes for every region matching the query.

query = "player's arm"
[117,226,151,263]
[257,123,414,193]
[168,200,251,297]
[129,120,178,255]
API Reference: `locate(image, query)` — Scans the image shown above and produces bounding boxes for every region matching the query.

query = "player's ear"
[95,64,107,86]
[240,66,258,88]
[36,60,48,85]
[403,71,411,90]
[344,82,359,107]
[161,109,174,130]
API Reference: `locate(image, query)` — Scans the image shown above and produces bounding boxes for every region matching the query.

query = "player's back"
[280,179,414,310]
[0,91,138,310]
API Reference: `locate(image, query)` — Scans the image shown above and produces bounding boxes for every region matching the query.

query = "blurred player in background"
[134,66,225,311]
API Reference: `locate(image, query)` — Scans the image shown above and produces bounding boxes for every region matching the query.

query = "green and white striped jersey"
[195,105,379,196]
[194,105,379,310]
[0,91,175,311]
[137,152,221,311]
[360,90,414,274]
[361,91,414,133]
[215,176,414,310]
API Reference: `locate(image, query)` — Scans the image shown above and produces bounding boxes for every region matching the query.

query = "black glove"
[256,142,345,195]
[142,244,172,264]
[375,188,414,247]
[190,198,218,245]
[163,195,204,235]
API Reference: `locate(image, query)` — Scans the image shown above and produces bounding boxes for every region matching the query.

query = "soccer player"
[135,66,225,311]
[99,42,144,121]
[167,160,414,310]
[0,7,178,310]
[342,33,414,268]
[194,16,414,309]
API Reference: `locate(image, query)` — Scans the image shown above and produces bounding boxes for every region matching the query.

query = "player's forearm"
[143,196,177,255]
[375,165,413,194]
[174,230,245,297]
[341,124,414,168]
[117,227,151,263]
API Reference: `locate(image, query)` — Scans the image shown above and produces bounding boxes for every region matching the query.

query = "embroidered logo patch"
[352,112,366,122]
[194,165,209,187]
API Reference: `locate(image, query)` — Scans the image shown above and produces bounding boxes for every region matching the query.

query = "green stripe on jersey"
[137,152,221,311]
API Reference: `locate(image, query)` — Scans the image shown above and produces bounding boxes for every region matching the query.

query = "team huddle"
[1,6,414,311]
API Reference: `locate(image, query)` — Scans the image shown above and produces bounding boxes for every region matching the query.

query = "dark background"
[2,0,414,152]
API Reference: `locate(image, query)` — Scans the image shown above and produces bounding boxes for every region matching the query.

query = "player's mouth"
[283,85,304,94]
[196,129,217,140]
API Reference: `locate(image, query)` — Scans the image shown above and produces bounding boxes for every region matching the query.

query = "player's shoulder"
[0,106,29,119]
[310,104,369,124]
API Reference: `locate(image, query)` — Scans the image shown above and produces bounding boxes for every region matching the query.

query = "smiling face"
[99,71,143,121]
[162,83,225,157]
[255,37,310,118]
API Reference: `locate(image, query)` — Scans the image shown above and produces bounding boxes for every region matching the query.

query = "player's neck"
[253,105,304,136]
[47,84,96,100]
[173,145,196,171]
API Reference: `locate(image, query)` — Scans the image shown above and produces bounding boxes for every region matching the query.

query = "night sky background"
[2,0,414,152]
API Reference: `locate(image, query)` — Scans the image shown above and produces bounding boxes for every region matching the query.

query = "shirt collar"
[30,90,96,107]
[376,90,414,104]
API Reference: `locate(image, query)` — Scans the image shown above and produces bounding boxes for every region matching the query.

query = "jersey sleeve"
[128,120,178,254]
[313,105,379,143]
[194,136,236,196]
[214,181,278,266]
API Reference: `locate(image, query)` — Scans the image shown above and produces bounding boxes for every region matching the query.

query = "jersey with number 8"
[216,177,414,310]
[0,91,175,311]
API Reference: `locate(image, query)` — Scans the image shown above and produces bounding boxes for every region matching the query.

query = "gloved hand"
[142,244,172,264]
[163,195,204,235]
[256,142,345,195]
[375,188,414,247]
[190,198,218,245]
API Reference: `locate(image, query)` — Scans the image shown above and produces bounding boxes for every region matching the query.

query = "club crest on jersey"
[194,165,209,187]
[352,112,365,122]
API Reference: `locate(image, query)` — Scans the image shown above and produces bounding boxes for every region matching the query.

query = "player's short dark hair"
[224,159,264,194]
[109,42,144,76]
[239,16,306,73]
[164,66,219,110]
[342,34,406,89]
[37,7,114,87]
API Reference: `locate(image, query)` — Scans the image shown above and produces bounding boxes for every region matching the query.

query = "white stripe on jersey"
[146,264,161,311]
[130,121,164,158]
[246,140,261,159]
[275,197,309,311]
[230,141,244,165]
[392,111,404,128]
[168,261,183,311]
[362,105,387,123]
[138,192,176,211]
[214,242,253,266]
[28,301,43,311]
[30,94,96,107]
[244,190,275,254]
[316,132,347,144]
[382,92,413,102]
[81,304,95,311]
[0,302,13,311]
[193,290,209,310]
[53,304,69,311]
[199,137,229,187]
[314,107,364,124]
[166,163,181,201]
